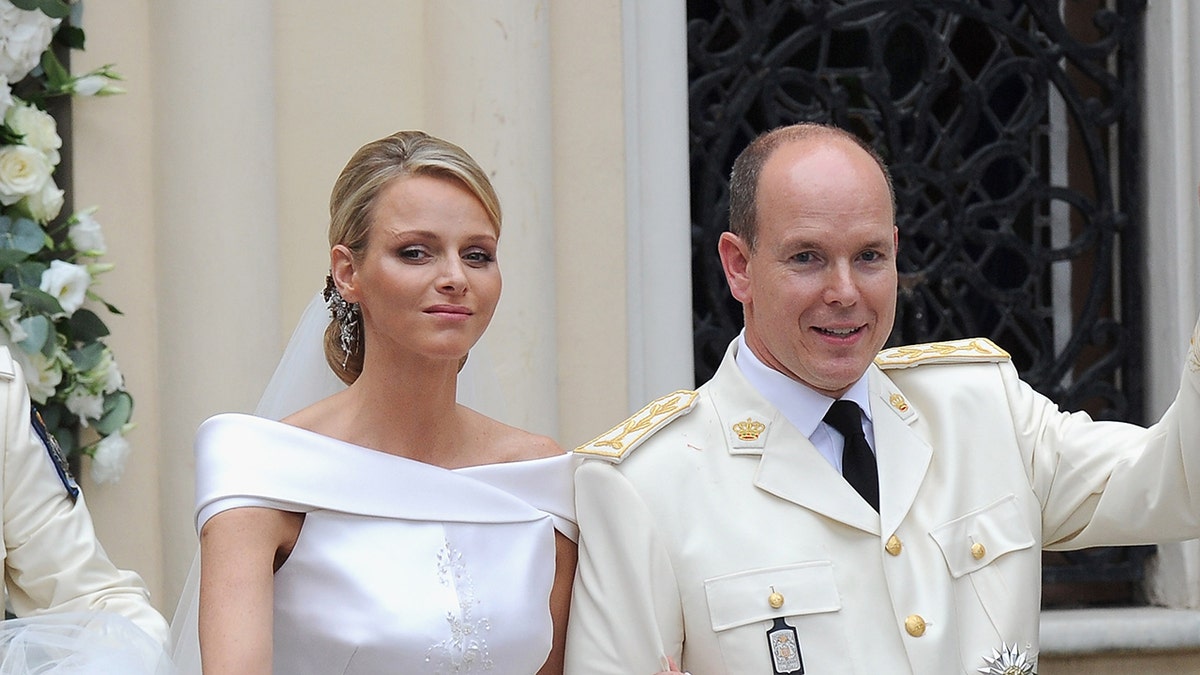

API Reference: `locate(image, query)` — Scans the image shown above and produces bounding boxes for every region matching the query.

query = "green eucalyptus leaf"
[38,402,62,429]
[12,261,48,289]
[12,287,63,316]
[0,216,47,254]
[67,309,110,343]
[17,315,50,353]
[38,0,72,19]
[8,0,38,10]
[0,249,30,269]
[94,392,132,436]
[68,341,104,372]
[51,425,76,457]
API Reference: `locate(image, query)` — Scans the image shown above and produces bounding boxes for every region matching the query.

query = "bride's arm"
[198,506,301,675]
[537,530,577,675]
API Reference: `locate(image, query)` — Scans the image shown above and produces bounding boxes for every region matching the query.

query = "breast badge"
[766,617,804,674]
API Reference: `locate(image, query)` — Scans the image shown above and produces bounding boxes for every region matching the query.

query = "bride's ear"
[330,245,360,302]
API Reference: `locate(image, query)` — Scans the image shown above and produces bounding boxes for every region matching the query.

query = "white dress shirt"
[733,332,876,472]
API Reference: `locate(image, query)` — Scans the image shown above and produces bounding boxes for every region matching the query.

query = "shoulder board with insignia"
[875,337,1010,370]
[575,390,699,463]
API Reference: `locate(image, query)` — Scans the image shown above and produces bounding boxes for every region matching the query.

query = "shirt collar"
[734,332,873,438]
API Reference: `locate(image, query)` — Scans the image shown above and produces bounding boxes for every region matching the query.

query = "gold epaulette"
[874,337,1010,370]
[575,390,699,463]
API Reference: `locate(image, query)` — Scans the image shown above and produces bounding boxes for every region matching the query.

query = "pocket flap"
[930,494,1035,578]
[704,561,840,632]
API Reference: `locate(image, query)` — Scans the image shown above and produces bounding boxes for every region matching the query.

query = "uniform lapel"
[754,423,881,535]
[868,366,932,537]
[705,343,881,534]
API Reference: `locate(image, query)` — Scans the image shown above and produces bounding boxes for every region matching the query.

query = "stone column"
[149,0,281,603]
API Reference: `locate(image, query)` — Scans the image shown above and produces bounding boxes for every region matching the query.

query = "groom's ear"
[330,245,360,302]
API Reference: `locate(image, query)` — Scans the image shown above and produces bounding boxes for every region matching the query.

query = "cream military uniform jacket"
[566,329,1200,674]
[0,347,168,645]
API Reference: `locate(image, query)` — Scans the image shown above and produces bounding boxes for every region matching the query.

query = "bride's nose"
[437,258,468,294]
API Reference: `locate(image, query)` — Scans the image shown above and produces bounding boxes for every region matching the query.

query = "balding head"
[728,123,895,249]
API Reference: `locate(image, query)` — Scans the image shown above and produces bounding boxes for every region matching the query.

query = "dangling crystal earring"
[324,275,359,366]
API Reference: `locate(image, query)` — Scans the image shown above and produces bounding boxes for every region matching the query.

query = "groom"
[565,122,1200,674]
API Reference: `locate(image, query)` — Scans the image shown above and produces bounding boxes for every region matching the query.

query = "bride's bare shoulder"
[279,390,352,436]
[461,406,563,462]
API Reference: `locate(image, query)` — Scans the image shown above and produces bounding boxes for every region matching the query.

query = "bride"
[189,131,576,674]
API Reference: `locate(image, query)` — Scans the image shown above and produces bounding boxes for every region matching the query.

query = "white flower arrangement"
[0,0,133,484]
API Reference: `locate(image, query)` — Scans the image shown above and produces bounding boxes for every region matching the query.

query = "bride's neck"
[341,358,467,463]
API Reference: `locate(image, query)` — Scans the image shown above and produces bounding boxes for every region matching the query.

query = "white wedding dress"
[171,293,577,674]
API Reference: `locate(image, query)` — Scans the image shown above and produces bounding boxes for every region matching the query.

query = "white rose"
[76,347,123,395]
[38,259,91,316]
[21,175,63,221]
[99,352,123,394]
[65,387,104,424]
[0,144,50,205]
[0,281,24,342]
[90,432,131,485]
[0,77,13,120]
[68,208,107,255]
[7,342,62,404]
[0,3,60,83]
[5,100,61,166]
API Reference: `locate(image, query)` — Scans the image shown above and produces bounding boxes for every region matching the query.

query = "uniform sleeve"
[1,357,169,647]
[1017,315,1200,548]
[565,459,684,675]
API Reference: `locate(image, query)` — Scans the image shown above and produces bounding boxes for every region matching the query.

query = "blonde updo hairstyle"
[324,130,503,384]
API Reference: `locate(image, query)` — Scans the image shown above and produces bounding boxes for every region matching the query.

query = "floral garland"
[0,0,132,484]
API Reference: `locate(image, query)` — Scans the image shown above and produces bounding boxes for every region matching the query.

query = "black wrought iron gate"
[687,0,1149,607]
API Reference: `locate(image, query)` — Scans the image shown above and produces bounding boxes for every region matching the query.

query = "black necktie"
[823,400,879,512]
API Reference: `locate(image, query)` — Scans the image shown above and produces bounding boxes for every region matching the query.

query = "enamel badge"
[766,617,804,674]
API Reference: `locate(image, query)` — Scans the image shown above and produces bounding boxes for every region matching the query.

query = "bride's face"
[336,173,501,364]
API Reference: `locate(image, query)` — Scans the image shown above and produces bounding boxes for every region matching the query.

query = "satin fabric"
[194,413,576,674]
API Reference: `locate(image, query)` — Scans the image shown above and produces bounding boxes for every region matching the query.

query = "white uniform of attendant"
[566,325,1200,675]
[0,347,169,670]
[195,413,578,674]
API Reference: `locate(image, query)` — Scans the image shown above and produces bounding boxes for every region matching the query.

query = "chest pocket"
[704,561,840,630]
[703,561,851,673]
[930,494,1035,577]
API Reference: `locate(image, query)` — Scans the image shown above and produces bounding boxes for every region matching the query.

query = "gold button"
[768,591,785,609]
[904,614,927,637]
[885,535,902,556]
[971,542,986,560]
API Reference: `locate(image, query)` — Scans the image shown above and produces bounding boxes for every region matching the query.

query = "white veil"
[169,291,497,671]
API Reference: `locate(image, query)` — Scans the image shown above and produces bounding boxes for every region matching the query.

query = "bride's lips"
[425,304,473,317]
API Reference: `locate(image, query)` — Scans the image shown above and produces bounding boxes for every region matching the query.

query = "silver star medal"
[978,642,1036,675]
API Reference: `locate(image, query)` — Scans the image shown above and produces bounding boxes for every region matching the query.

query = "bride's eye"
[399,246,429,262]
[463,249,495,266]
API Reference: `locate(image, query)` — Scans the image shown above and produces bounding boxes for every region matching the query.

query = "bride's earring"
[324,275,360,366]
